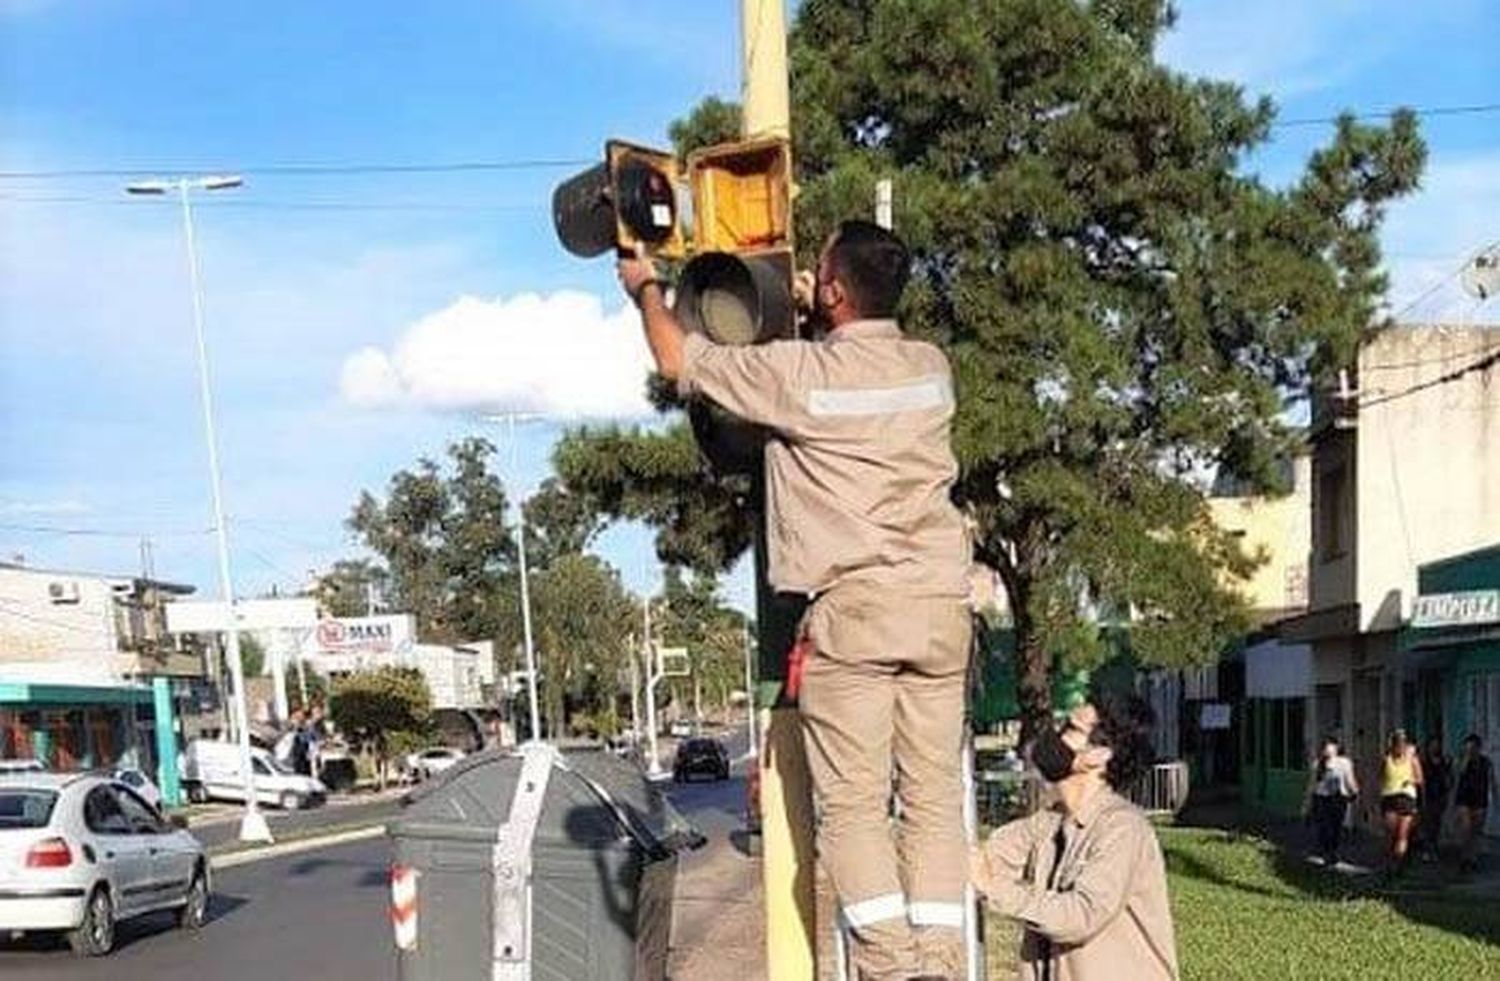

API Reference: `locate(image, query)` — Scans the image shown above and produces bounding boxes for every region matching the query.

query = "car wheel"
[280,791,303,811]
[68,886,114,957]
[178,869,209,931]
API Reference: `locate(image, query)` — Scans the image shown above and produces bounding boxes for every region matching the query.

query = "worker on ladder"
[619,219,973,980]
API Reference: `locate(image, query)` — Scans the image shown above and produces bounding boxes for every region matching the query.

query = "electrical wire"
[0,157,594,181]
[1275,102,1500,128]
[1361,346,1500,409]
[0,192,544,214]
[0,521,213,539]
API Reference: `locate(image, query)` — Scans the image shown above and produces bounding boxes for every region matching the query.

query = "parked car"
[0,759,46,776]
[673,738,731,783]
[179,739,327,810]
[105,767,162,810]
[0,772,209,956]
[404,747,466,783]
[668,719,694,738]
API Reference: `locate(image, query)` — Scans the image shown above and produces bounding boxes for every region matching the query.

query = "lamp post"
[125,175,270,843]
[482,412,543,743]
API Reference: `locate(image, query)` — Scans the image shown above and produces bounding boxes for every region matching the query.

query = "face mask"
[1032,727,1077,783]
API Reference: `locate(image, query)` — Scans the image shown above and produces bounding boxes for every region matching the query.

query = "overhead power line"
[0,157,594,181]
[0,193,544,214]
[0,520,212,538]
[1362,347,1500,409]
[1275,102,1500,128]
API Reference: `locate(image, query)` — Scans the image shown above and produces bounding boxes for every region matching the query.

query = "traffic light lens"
[677,251,793,346]
[616,158,676,246]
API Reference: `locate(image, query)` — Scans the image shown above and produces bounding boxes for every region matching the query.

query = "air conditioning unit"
[47,580,82,605]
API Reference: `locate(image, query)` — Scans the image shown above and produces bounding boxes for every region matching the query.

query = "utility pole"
[743,620,758,759]
[642,592,664,779]
[741,2,818,977]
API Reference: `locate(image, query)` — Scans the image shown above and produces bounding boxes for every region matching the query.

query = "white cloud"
[0,498,91,517]
[339,291,655,419]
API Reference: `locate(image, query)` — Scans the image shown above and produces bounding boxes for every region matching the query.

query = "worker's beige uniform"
[973,789,1179,980]
[680,319,972,980]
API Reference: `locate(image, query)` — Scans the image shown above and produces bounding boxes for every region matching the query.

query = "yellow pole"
[742,0,790,140]
[741,2,816,977]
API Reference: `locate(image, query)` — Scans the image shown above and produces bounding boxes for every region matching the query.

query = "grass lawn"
[986,827,1500,980]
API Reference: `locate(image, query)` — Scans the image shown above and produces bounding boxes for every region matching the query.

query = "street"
[0,726,758,980]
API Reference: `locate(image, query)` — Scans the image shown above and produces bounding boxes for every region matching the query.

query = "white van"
[179,740,327,810]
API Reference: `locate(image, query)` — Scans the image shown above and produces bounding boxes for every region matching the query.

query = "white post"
[177,180,269,844]
[507,414,542,744]
[643,595,663,778]
[628,632,642,746]
[269,634,289,723]
[875,179,894,231]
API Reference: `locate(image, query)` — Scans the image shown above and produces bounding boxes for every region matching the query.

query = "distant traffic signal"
[552,141,687,259]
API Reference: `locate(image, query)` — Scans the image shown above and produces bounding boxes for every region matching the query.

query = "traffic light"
[552,141,687,259]
[675,137,795,345]
[674,136,796,473]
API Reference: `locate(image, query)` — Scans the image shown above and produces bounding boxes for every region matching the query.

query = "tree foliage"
[528,552,637,738]
[329,666,433,783]
[556,0,1425,737]
[656,567,749,716]
[308,558,389,618]
[347,437,516,645]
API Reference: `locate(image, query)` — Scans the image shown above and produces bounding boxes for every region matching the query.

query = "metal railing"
[975,759,1191,826]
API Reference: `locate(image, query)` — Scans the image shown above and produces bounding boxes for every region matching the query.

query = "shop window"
[1317,463,1350,560]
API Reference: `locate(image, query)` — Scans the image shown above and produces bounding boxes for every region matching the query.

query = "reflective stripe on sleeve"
[806,374,953,417]
[839,892,908,929]
[907,900,965,928]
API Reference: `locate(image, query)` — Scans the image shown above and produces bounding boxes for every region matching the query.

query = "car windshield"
[0,790,58,829]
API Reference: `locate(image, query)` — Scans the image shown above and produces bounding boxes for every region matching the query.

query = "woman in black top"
[1456,734,1499,872]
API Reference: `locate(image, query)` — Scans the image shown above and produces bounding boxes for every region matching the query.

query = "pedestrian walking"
[1455,733,1498,872]
[1418,737,1451,862]
[1379,729,1423,877]
[1305,736,1358,866]
[971,692,1178,981]
[619,220,973,979]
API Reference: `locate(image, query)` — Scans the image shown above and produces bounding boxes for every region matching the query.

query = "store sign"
[1412,589,1500,629]
[312,615,414,654]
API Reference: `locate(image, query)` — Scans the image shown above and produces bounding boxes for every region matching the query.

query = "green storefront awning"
[0,681,154,706]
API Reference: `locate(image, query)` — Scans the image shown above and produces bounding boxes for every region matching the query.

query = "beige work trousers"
[800,585,972,981]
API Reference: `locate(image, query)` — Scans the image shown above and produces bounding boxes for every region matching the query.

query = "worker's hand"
[617,245,660,305]
[792,269,817,311]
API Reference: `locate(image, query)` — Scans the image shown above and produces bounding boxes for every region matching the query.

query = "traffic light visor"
[676,250,794,346]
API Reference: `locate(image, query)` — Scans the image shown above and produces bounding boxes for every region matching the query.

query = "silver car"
[0,773,209,956]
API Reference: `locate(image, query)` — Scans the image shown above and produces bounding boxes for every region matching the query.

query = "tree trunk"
[1013,598,1053,749]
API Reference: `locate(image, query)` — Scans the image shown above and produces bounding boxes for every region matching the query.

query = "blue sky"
[2,1,1497,618]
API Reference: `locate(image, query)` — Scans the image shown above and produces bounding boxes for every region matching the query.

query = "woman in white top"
[1306,736,1359,865]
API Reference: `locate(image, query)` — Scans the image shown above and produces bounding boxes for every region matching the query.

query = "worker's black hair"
[1088,688,1157,792]
[825,219,911,319]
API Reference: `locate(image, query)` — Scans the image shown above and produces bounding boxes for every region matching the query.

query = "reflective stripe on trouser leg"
[894,603,972,977]
[800,651,916,979]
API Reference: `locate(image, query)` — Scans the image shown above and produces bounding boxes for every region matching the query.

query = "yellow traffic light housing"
[676,137,796,348]
[552,140,687,260]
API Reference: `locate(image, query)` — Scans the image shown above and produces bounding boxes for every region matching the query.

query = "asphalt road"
[0,725,757,979]
[0,837,396,980]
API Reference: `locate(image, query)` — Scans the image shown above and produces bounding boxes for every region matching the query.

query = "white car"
[668,720,694,738]
[404,747,465,782]
[0,759,46,776]
[0,773,209,956]
[179,740,327,810]
[106,767,162,810]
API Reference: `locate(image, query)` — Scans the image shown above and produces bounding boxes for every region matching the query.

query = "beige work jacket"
[975,789,1179,981]
[679,319,968,599]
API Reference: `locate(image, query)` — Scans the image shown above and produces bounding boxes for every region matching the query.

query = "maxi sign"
[1412,589,1500,629]
[312,614,416,655]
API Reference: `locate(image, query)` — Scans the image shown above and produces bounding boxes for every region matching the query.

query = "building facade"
[1281,324,1500,823]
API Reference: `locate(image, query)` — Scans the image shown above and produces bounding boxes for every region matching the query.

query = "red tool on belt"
[784,635,813,701]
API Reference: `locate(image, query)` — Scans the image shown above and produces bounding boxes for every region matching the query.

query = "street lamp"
[125,174,270,844]
[482,412,544,744]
